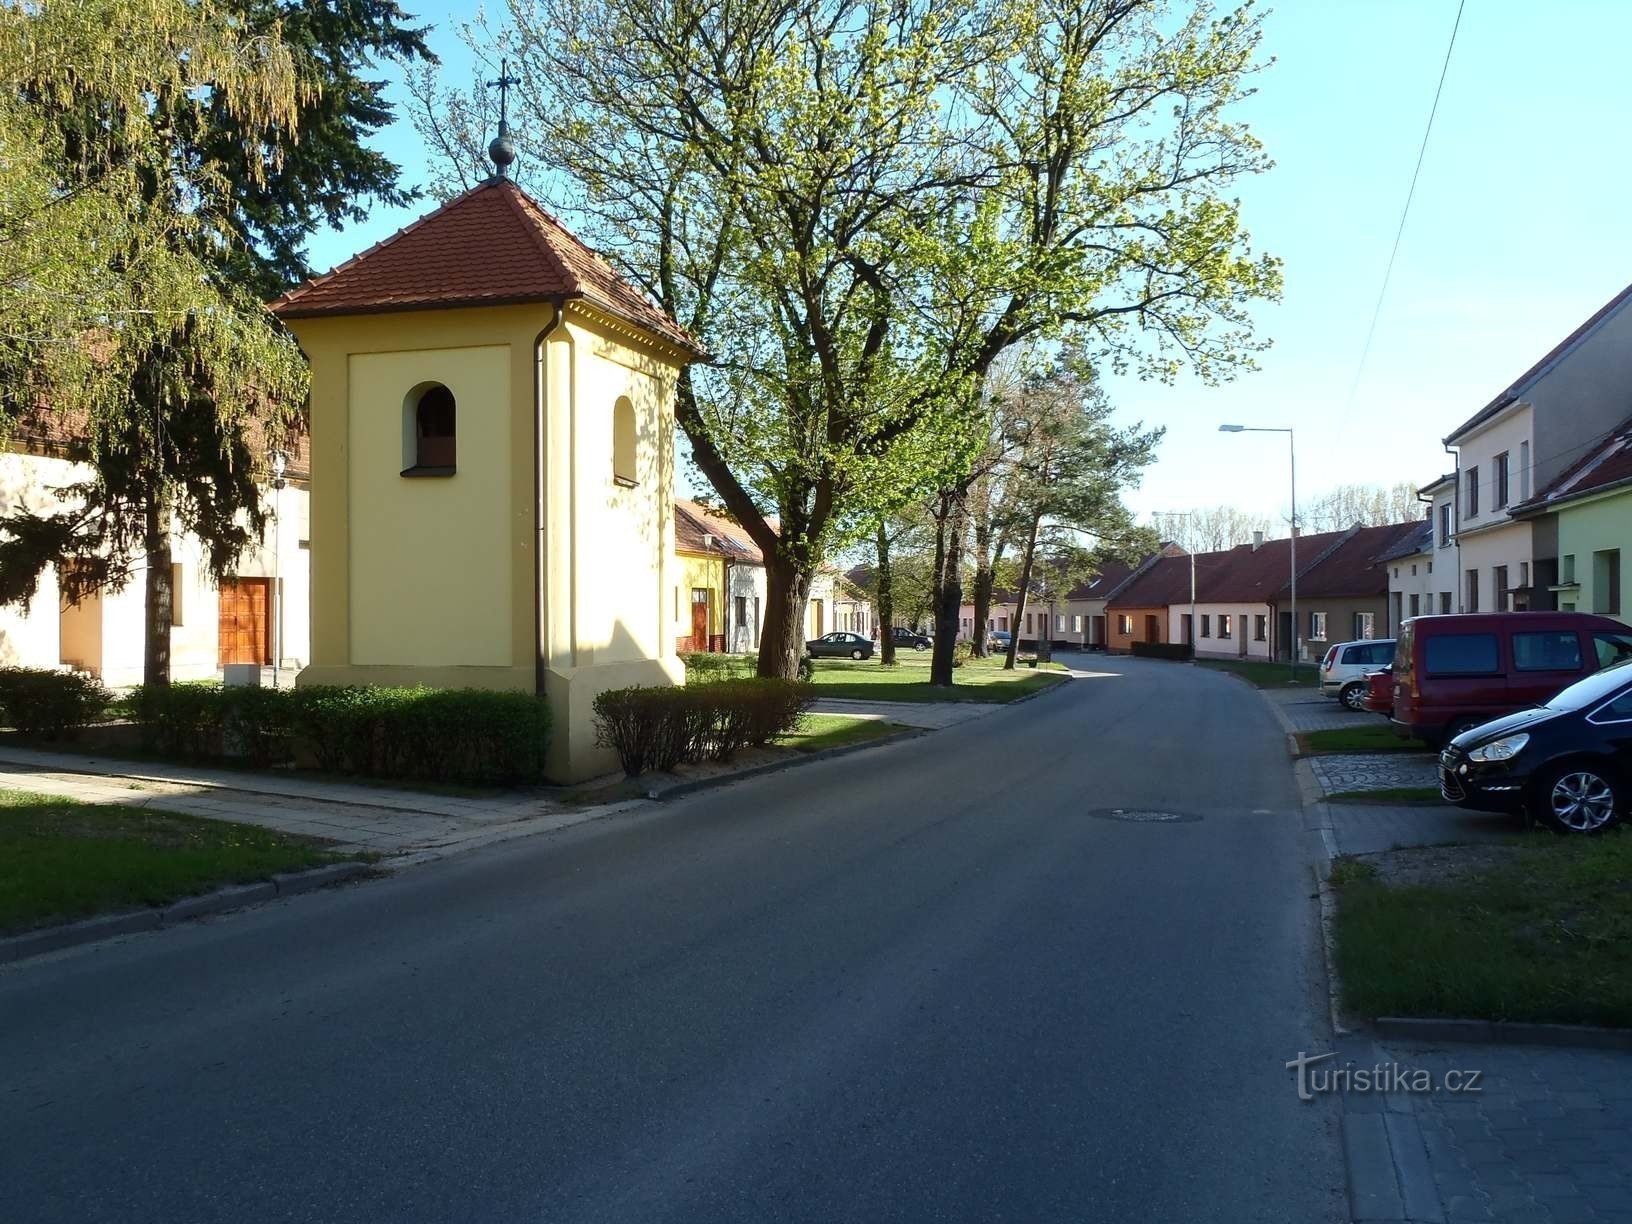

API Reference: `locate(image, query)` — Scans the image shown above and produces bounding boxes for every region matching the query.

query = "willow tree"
[410,0,1279,681]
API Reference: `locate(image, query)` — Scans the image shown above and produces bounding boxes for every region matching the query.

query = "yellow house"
[269,176,703,781]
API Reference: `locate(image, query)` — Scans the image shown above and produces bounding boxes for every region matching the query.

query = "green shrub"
[680,652,755,684]
[0,667,110,738]
[593,678,815,776]
[125,683,550,785]
[951,641,973,669]
[127,682,229,758]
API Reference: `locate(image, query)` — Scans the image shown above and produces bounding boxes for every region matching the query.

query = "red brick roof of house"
[269,178,703,357]
[1064,560,1137,601]
[1107,523,1421,608]
[1283,521,1424,599]
[1511,412,1632,517]
[675,498,763,562]
[7,402,311,482]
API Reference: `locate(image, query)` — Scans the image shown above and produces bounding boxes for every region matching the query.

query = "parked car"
[989,630,1013,650]
[806,631,874,660]
[1389,612,1632,747]
[1440,661,1632,833]
[889,627,932,651]
[1319,638,1397,710]
[1362,667,1393,717]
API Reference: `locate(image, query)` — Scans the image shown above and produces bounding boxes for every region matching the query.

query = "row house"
[1382,475,1458,626]
[1442,282,1632,615]
[1107,522,1420,660]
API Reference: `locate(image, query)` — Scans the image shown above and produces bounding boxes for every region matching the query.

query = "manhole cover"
[1089,808,1201,824]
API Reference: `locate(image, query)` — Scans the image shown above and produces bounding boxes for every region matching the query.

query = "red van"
[1391,612,1632,746]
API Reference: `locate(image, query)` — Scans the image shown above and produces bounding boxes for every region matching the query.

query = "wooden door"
[690,589,710,652]
[218,578,271,666]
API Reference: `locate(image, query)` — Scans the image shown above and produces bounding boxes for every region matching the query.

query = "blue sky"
[307,0,1632,527]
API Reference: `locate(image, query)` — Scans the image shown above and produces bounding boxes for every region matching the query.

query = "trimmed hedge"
[125,683,550,785]
[680,652,756,684]
[0,667,110,739]
[1130,641,1193,661]
[593,678,815,776]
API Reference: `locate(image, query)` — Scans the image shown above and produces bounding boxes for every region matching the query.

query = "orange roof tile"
[269,179,703,358]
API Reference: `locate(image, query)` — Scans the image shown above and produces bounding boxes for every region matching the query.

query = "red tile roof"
[1065,560,1136,601]
[1445,280,1632,443]
[1287,521,1423,599]
[1512,413,1632,515]
[675,498,764,562]
[269,179,703,357]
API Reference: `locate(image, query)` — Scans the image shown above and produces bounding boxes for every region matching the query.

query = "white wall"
[1450,404,1534,612]
[1172,602,1275,659]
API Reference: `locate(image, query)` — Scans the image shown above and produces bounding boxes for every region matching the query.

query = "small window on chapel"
[403,383,456,476]
[612,397,637,486]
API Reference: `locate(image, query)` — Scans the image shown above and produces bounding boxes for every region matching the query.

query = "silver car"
[1319,638,1396,710]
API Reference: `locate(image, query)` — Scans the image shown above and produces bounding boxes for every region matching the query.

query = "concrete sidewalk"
[0,746,629,861]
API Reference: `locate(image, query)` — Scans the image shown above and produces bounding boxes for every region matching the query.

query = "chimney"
[1252,530,1264,552]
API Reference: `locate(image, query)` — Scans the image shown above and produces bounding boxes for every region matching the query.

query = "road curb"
[0,861,374,966]
[652,727,931,802]
[1375,1016,1632,1051]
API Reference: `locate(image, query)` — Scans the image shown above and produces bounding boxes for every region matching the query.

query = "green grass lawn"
[1332,829,1632,1027]
[0,790,354,935]
[777,713,912,753]
[1299,725,1429,755]
[1194,657,1318,688]
[1326,785,1444,805]
[807,654,1067,704]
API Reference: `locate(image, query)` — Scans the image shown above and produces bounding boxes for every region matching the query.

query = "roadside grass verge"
[1194,657,1318,688]
[808,654,1066,704]
[1326,786,1444,805]
[1332,829,1632,1027]
[778,713,911,753]
[0,790,353,935]
[1300,725,1429,755]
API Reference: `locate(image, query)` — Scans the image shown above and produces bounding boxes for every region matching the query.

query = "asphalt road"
[1,654,1344,1222]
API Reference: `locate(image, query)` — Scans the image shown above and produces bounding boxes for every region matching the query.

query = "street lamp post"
[269,449,287,688]
[1219,425,1298,680]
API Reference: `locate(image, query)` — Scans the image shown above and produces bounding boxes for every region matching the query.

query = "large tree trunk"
[875,519,896,666]
[143,484,174,688]
[757,553,814,680]
[1004,512,1042,670]
[929,491,968,686]
[970,566,996,659]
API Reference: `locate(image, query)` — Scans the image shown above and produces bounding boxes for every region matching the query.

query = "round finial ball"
[489,133,517,174]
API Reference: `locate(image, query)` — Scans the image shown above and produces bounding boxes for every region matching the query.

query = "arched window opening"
[612,397,637,486]
[403,383,456,475]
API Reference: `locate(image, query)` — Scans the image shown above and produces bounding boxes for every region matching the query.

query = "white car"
[1319,638,1397,710]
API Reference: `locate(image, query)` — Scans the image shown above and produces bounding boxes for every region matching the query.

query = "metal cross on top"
[485,58,521,178]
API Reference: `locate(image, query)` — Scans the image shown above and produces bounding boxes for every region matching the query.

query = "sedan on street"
[1439,661,1632,833]
[807,631,875,660]
[890,627,933,651]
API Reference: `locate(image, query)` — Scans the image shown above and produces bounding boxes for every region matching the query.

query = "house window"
[403,382,456,474]
[1254,615,1266,641]
[1025,612,1034,633]
[1409,593,1420,618]
[1438,503,1452,547]
[1465,465,1479,517]
[612,396,637,486]
[1466,568,1480,613]
[1562,554,1576,584]
[1309,611,1327,641]
[1055,615,1065,632]
[1118,614,1133,636]
[1440,591,1452,615]
[1494,565,1509,612]
[1072,615,1082,633]
[1427,561,1432,574]
[1594,549,1622,615]
[1519,441,1531,500]
[1219,614,1232,639]
[1200,616,1211,638]
[735,595,747,638]
[1409,563,1417,576]
[1353,611,1375,639]
[1494,451,1509,509]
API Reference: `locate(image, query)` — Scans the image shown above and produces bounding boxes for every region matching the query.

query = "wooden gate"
[218,578,271,666]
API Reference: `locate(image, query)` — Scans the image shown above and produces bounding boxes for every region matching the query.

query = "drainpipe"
[534,300,569,695]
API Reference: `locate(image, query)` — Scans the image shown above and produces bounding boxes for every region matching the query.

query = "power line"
[1343,0,1468,412]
